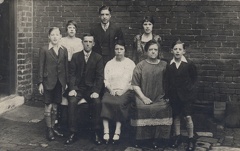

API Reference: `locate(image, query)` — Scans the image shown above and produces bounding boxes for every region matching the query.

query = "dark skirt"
[101,90,135,122]
[130,97,172,140]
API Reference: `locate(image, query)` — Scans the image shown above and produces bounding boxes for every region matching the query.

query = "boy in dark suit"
[65,34,104,145]
[165,40,197,151]
[38,27,68,141]
[90,5,124,65]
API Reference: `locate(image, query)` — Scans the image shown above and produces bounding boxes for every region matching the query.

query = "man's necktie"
[85,54,89,62]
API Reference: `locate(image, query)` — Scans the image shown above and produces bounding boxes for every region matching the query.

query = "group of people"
[38,5,197,151]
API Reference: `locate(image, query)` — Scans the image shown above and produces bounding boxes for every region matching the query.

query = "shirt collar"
[170,56,188,65]
[48,43,63,50]
[101,22,110,30]
[83,50,92,56]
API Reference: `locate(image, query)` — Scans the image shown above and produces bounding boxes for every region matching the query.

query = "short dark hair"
[142,16,155,25]
[48,27,61,35]
[82,33,94,41]
[99,5,112,14]
[65,20,77,31]
[144,40,159,52]
[171,39,186,49]
[115,39,126,52]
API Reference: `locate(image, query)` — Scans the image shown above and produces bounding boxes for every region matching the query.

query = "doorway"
[0,0,16,97]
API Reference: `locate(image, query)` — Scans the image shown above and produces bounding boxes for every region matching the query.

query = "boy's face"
[49,28,62,45]
[171,43,185,60]
[143,21,153,34]
[82,36,95,52]
[147,44,159,59]
[67,24,76,37]
[99,9,111,24]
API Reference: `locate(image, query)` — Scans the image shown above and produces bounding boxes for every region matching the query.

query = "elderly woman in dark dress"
[131,40,172,149]
[101,40,135,144]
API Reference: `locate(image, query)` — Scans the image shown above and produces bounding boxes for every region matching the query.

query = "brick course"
[15,0,240,103]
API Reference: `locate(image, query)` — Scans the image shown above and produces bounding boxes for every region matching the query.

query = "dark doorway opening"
[0,0,16,97]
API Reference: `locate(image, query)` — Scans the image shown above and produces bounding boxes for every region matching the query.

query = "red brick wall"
[17,0,33,97]
[30,0,240,103]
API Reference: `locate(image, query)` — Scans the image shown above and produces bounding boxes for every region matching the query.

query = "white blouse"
[61,37,84,61]
[104,57,136,91]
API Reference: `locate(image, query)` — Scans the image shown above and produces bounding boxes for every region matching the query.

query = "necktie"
[85,54,89,62]
[103,24,107,31]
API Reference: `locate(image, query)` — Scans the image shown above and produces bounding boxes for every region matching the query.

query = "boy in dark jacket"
[165,40,197,151]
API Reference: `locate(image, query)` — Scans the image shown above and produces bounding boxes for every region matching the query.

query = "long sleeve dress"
[131,60,172,140]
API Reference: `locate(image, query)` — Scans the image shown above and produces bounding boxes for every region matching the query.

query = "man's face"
[48,28,62,45]
[99,9,111,24]
[67,24,76,37]
[82,36,95,52]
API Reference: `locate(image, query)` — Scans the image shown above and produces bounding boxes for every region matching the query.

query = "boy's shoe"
[171,135,181,148]
[46,127,55,141]
[186,137,195,151]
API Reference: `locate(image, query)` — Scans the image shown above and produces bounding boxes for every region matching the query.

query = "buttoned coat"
[69,51,104,94]
[38,45,68,90]
[90,22,124,59]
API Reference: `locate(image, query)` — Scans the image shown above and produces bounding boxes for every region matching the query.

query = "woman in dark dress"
[131,40,172,149]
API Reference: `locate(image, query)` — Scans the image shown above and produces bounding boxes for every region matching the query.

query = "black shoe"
[53,127,64,137]
[46,127,55,141]
[152,141,158,149]
[171,135,181,148]
[112,133,120,145]
[186,138,195,151]
[65,133,77,145]
[94,133,102,145]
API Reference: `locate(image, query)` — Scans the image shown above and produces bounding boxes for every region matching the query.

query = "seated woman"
[101,40,136,144]
[132,16,161,64]
[131,40,172,149]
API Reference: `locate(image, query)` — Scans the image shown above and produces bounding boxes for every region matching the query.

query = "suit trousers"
[68,86,102,133]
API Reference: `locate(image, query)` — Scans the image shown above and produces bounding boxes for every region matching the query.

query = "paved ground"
[0,101,240,151]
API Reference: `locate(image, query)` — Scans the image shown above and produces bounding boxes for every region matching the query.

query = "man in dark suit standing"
[90,5,124,65]
[65,34,104,145]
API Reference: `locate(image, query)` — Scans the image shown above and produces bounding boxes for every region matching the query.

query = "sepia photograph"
[0,0,240,150]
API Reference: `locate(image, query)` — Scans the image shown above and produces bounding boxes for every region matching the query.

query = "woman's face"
[147,44,159,59]
[115,44,125,60]
[143,21,153,34]
[67,24,76,37]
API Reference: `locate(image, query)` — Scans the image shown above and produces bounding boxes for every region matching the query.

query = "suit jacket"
[69,51,104,94]
[90,22,124,59]
[38,45,68,90]
[165,59,197,102]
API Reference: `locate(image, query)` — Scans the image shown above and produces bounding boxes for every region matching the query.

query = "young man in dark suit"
[65,34,104,145]
[90,5,124,65]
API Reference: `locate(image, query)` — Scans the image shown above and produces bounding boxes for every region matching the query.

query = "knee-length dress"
[101,57,136,122]
[131,60,172,140]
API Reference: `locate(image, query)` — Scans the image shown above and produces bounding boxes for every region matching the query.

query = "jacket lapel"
[49,48,58,62]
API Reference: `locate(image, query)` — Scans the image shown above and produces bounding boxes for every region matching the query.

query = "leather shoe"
[152,141,158,149]
[171,135,181,148]
[46,127,55,141]
[94,133,102,145]
[53,127,64,137]
[186,138,195,151]
[65,133,77,145]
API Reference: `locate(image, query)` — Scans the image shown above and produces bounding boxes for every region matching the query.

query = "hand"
[69,90,77,97]
[115,90,125,96]
[38,83,44,95]
[90,92,99,99]
[141,96,152,105]
[65,85,68,90]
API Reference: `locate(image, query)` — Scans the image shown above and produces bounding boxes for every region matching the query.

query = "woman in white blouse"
[101,40,136,145]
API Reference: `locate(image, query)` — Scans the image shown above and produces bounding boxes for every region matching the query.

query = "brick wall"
[17,0,33,98]
[31,0,240,103]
